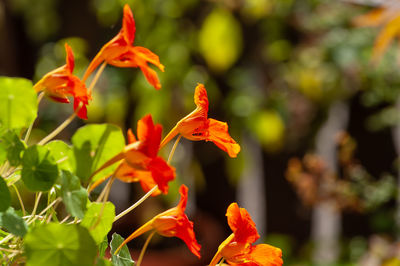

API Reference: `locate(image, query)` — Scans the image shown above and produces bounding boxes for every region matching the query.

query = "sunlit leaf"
[24,223,97,266]
[59,170,88,219]
[110,233,135,266]
[81,201,115,244]
[71,124,125,181]
[0,77,37,130]
[0,130,26,166]
[199,8,242,72]
[45,140,74,172]
[21,145,58,191]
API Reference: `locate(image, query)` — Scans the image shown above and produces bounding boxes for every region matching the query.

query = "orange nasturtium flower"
[160,84,240,158]
[33,43,91,119]
[82,4,164,90]
[209,203,283,266]
[353,4,400,62]
[115,184,201,258]
[90,114,175,195]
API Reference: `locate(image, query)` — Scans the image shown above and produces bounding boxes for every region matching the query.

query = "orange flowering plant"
[0,3,282,266]
[209,203,283,266]
[353,3,400,63]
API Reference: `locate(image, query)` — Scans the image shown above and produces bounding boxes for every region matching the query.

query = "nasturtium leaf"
[81,201,115,244]
[45,140,74,172]
[99,236,109,258]
[24,223,97,266]
[59,170,88,219]
[199,8,243,72]
[110,233,135,266]
[0,207,28,237]
[0,177,11,212]
[0,77,37,130]
[71,124,125,181]
[22,145,59,191]
[0,130,26,166]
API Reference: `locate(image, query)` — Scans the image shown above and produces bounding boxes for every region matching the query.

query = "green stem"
[11,184,25,216]
[90,176,115,231]
[167,135,182,164]
[137,231,156,266]
[37,112,77,145]
[27,197,61,225]
[87,62,107,94]
[28,192,42,223]
[96,176,115,203]
[60,215,71,224]
[114,185,158,222]
[23,92,44,143]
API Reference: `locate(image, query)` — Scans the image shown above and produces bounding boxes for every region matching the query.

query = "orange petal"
[64,43,75,73]
[246,244,283,266]
[48,94,70,103]
[133,46,165,72]
[73,97,88,119]
[122,4,135,44]
[152,185,201,258]
[147,157,175,194]
[174,215,201,258]
[226,203,259,244]
[127,129,137,144]
[372,15,400,63]
[137,114,162,158]
[177,185,188,211]
[114,162,139,182]
[353,8,387,27]
[194,84,209,115]
[206,119,240,158]
[136,171,162,196]
[139,65,162,90]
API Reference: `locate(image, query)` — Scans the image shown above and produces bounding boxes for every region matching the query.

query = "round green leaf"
[0,207,28,237]
[1,130,26,166]
[199,8,243,72]
[45,140,74,172]
[110,233,134,266]
[81,201,115,244]
[0,177,11,212]
[59,170,88,219]
[0,77,37,130]
[71,124,125,181]
[24,223,97,266]
[22,145,58,191]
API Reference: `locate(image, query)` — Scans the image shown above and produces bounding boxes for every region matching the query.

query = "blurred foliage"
[286,132,396,212]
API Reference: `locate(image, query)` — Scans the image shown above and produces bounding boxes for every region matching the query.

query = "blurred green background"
[1,0,400,265]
